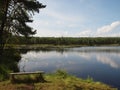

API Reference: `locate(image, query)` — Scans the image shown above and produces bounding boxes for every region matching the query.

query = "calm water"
[18,46,120,89]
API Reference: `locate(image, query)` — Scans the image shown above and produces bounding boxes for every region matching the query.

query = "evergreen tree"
[0,0,46,55]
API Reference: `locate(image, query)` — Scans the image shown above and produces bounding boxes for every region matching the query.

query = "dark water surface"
[18,46,120,89]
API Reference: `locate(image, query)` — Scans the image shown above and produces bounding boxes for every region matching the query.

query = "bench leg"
[37,74,45,82]
[10,74,15,83]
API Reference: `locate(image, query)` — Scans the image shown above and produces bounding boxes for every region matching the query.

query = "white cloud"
[76,21,120,37]
[96,33,120,37]
[97,21,120,33]
[77,29,92,37]
[68,24,78,28]
[35,28,69,37]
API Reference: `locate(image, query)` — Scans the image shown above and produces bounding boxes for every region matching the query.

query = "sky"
[29,0,120,37]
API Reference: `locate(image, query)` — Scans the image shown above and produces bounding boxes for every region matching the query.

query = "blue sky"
[29,0,120,37]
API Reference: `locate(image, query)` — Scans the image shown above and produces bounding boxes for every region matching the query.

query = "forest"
[7,36,120,46]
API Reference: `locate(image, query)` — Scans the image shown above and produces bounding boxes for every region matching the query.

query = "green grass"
[5,44,83,49]
[5,44,120,51]
[0,70,117,90]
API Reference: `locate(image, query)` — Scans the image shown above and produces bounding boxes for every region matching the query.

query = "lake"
[18,46,120,89]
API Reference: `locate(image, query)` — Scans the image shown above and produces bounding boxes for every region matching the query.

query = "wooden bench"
[10,71,45,83]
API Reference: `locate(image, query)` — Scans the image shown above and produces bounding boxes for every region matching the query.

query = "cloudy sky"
[29,0,120,37]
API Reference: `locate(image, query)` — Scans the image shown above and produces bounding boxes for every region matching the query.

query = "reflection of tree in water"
[0,48,21,81]
[22,61,26,72]
[21,58,28,72]
[20,48,69,55]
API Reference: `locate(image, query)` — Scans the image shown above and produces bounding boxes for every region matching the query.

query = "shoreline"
[5,44,120,49]
[0,70,117,90]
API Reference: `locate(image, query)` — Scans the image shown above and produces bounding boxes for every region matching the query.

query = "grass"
[5,44,120,51]
[5,44,84,50]
[0,70,118,90]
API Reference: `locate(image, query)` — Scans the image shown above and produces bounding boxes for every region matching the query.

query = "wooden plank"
[10,71,44,75]
[9,71,45,83]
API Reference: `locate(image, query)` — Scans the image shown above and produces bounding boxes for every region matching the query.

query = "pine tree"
[0,0,46,55]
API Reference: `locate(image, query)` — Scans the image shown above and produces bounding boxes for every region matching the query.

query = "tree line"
[7,36,120,46]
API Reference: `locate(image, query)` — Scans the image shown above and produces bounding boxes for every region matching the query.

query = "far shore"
[4,44,120,50]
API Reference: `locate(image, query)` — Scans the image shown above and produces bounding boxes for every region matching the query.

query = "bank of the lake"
[5,44,120,50]
[0,70,117,90]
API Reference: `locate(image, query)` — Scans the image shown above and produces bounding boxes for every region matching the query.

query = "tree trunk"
[0,0,9,55]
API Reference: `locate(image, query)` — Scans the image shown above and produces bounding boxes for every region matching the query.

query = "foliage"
[0,48,21,81]
[0,0,45,36]
[55,70,68,79]
[0,0,46,54]
[7,36,120,46]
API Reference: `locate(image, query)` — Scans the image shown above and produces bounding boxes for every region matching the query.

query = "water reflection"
[77,52,120,69]
[18,46,120,89]
[18,47,120,71]
[96,55,119,69]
